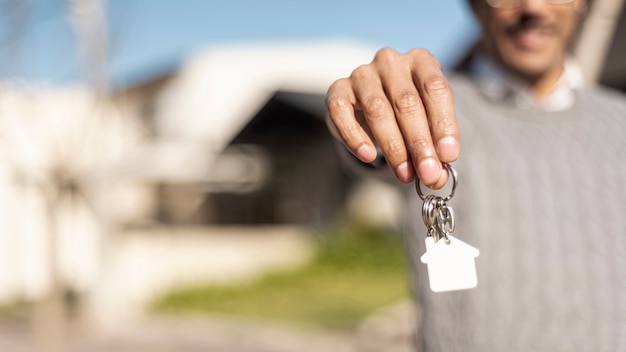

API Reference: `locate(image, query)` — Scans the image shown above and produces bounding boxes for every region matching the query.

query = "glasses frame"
[485,0,576,9]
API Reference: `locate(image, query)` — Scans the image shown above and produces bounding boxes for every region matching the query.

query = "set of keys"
[417,163,480,293]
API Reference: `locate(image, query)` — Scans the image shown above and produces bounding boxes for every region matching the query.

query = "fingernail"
[436,136,459,162]
[417,158,440,185]
[395,161,415,182]
[356,144,376,162]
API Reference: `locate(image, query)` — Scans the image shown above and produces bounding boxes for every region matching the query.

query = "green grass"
[0,300,31,317]
[153,223,410,329]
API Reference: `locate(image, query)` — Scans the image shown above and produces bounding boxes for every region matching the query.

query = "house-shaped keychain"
[420,235,479,292]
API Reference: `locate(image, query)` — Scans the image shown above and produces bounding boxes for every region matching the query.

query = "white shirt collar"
[468,53,585,111]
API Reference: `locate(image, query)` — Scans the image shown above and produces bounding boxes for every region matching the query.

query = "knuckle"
[407,47,432,60]
[326,78,345,94]
[374,47,399,64]
[350,64,373,81]
[326,94,351,115]
[408,137,432,157]
[362,96,390,120]
[422,75,451,99]
[408,48,442,70]
[394,90,423,115]
[385,139,406,156]
[433,115,456,134]
[342,125,363,143]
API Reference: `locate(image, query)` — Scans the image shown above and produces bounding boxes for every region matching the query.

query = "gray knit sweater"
[402,74,626,351]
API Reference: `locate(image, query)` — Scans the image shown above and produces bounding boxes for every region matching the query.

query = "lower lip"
[514,30,551,50]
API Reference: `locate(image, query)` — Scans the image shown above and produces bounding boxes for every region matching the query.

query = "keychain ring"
[415,163,457,202]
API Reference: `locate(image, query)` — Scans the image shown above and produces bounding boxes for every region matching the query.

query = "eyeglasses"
[485,0,575,9]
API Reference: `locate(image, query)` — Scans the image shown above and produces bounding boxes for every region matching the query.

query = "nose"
[517,0,550,14]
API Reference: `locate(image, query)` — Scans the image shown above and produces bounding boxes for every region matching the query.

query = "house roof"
[152,40,385,148]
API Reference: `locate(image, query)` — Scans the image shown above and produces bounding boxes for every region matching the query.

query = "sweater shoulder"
[580,85,626,111]
[576,85,626,129]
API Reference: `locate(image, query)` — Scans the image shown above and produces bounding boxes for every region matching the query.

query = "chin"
[508,59,551,79]
[500,48,560,80]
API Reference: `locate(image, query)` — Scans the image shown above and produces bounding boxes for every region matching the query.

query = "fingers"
[326,47,460,188]
[409,49,460,164]
[407,49,460,186]
[376,48,440,185]
[350,59,417,182]
[326,78,378,163]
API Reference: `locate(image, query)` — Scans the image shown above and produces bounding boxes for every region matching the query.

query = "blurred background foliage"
[153,222,409,329]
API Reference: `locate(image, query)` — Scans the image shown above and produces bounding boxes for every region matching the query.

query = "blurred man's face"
[473,0,586,81]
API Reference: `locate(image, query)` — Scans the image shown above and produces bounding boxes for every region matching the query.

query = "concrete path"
[0,299,417,352]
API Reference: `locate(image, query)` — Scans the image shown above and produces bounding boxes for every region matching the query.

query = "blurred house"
[147,40,386,226]
[101,39,393,227]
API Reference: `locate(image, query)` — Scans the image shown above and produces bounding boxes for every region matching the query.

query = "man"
[326,0,626,351]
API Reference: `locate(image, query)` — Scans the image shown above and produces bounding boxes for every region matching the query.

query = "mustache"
[505,13,557,34]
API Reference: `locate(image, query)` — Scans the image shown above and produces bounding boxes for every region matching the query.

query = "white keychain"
[416,163,480,293]
[420,234,479,292]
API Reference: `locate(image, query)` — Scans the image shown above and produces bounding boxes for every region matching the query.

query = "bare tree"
[26,1,111,351]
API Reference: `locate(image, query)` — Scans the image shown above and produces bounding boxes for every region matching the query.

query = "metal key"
[417,163,458,244]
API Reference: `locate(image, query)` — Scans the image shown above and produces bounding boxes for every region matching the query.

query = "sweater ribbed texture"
[404,75,626,352]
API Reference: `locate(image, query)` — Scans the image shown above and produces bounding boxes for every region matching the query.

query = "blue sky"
[0,0,480,89]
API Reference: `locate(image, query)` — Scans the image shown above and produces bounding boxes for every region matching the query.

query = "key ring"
[422,194,438,229]
[415,163,457,202]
